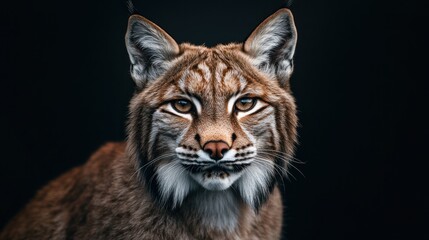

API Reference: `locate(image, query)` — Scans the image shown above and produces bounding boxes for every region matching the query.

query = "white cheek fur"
[235,161,274,208]
[157,161,197,208]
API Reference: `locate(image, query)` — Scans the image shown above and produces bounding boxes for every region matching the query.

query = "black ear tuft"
[126,0,136,14]
[283,0,294,8]
[126,0,141,15]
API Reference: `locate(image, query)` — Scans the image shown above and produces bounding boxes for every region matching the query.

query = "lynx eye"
[235,98,257,112]
[172,99,193,113]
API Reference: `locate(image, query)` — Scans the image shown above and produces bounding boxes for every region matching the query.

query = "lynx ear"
[244,9,297,88]
[125,15,180,89]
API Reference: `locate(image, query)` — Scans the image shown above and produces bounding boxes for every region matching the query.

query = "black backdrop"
[1,0,427,239]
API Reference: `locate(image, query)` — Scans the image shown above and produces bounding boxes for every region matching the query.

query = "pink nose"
[203,141,230,161]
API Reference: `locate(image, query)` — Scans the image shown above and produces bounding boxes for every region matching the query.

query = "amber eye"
[172,99,193,113]
[235,98,256,112]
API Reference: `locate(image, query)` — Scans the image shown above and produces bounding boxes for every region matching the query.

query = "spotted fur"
[1,8,298,240]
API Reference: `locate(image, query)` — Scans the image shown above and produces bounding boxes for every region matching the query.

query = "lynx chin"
[1,8,299,240]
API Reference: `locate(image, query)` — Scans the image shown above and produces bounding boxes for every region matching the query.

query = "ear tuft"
[125,15,180,89]
[244,9,297,88]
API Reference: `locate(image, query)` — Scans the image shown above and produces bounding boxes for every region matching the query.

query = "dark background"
[1,0,427,239]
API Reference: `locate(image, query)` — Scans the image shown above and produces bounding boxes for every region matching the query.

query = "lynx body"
[1,8,298,240]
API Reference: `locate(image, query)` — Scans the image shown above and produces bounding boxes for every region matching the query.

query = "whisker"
[258,149,305,164]
[254,157,300,181]
[129,153,176,181]
[252,158,288,187]
[256,151,305,178]
[252,157,290,180]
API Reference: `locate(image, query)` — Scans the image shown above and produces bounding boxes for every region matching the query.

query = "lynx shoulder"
[1,8,298,240]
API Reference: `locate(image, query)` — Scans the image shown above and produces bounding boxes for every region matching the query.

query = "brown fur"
[1,143,283,239]
[1,9,298,240]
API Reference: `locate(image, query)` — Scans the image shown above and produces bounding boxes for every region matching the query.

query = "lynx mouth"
[181,161,251,174]
[203,170,229,179]
[183,164,246,191]
[189,170,243,191]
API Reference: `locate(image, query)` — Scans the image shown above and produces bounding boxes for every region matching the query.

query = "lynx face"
[125,9,298,211]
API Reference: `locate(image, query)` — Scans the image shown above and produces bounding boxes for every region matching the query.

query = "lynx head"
[125,9,298,212]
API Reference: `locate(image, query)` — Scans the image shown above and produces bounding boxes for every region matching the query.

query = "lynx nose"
[203,141,230,161]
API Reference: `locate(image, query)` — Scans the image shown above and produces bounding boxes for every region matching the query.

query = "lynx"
[1,8,298,240]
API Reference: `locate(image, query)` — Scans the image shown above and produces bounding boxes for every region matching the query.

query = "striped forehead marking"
[174,59,254,115]
[197,62,211,82]
[214,62,228,83]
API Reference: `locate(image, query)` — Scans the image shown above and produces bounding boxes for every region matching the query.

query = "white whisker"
[129,153,176,181]
[257,150,305,178]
